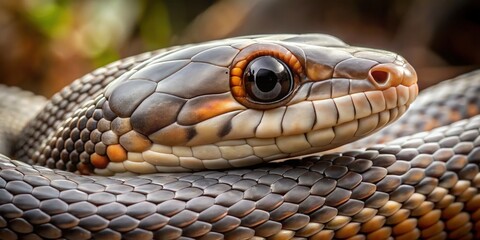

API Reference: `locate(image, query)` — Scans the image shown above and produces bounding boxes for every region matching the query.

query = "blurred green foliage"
[24,0,71,38]
[139,1,171,51]
[22,0,174,67]
[0,0,213,95]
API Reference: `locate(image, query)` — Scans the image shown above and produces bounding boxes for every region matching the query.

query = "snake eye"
[230,43,303,109]
[244,56,294,103]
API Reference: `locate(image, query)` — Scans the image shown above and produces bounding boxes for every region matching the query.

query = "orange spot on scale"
[231,67,243,77]
[236,60,247,69]
[149,124,191,145]
[231,76,242,86]
[107,144,128,162]
[231,86,245,98]
[77,162,93,175]
[90,153,109,169]
[193,98,242,123]
[293,62,302,73]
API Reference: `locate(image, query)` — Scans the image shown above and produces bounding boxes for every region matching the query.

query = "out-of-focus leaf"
[139,0,171,50]
[23,0,72,38]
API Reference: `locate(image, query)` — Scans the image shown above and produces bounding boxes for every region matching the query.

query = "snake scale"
[0,34,479,239]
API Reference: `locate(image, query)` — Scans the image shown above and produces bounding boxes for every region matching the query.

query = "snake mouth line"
[241,99,411,164]
[213,84,418,163]
[93,84,417,175]
[275,103,410,159]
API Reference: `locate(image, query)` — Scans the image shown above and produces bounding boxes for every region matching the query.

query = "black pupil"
[244,56,293,103]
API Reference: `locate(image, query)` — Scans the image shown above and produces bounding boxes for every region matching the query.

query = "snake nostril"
[370,70,389,85]
[368,63,406,88]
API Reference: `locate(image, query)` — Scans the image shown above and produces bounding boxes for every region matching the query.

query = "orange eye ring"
[230,43,303,109]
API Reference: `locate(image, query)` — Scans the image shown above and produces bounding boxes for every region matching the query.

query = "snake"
[0,33,479,239]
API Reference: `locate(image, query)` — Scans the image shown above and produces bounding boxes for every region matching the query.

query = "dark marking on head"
[186,127,197,141]
[218,120,233,138]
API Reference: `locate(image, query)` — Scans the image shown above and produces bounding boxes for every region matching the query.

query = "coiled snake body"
[0,34,479,239]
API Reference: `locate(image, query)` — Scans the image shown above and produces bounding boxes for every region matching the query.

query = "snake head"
[46,34,418,175]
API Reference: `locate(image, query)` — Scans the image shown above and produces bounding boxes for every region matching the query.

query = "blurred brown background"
[0,0,479,97]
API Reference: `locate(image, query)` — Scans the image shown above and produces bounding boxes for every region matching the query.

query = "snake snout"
[368,62,417,89]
